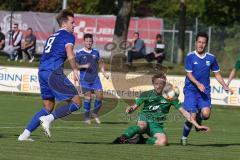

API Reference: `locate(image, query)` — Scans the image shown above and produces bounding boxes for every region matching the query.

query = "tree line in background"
[1,0,240,26]
[1,0,240,66]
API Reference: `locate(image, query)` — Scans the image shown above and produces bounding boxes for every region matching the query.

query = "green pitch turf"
[0,93,240,160]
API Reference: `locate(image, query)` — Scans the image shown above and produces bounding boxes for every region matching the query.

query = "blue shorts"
[80,77,102,94]
[38,70,78,101]
[183,89,211,113]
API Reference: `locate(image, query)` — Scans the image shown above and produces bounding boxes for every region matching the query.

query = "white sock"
[46,114,55,122]
[19,129,31,140]
[182,136,187,140]
[23,129,31,136]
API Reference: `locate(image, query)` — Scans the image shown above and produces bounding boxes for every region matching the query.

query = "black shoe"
[128,134,147,144]
[112,135,129,144]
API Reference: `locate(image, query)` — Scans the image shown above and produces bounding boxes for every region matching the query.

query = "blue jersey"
[184,51,220,92]
[39,29,75,73]
[75,48,100,83]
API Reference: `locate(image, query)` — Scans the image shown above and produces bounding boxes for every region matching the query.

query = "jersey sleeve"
[64,33,75,47]
[234,59,240,70]
[134,92,146,106]
[171,99,181,110]
[185,55,192,72]
[211,56,220,72]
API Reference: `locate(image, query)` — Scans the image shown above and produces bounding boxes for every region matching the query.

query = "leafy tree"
[203,0,240,26]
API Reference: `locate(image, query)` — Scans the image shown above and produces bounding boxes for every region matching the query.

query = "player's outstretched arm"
[227,68,237,86]
[214,72,233,94]
[66,44,78,81]
[126,104,139,114]
[99,58,109,79]
[178,107,210,132]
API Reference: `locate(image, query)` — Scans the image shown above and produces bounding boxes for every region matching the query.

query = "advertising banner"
[0,66,239,106]
[0,11,163,57]
[0,66,39,93]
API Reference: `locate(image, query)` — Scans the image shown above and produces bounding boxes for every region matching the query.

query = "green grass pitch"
[0,93,240,160]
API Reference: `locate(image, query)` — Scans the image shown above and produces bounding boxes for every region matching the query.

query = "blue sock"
[94,99,102,114]
[182,121,192,138]
[26,108,50,132]
[84,99,91,119]
[84,99,91,112]
[52,102,80,119]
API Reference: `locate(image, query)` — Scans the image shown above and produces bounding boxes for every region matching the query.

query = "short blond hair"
[152,72,166,83]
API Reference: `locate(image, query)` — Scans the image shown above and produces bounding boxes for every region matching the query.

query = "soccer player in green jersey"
[227,58,240,86]
[113,73,210,146]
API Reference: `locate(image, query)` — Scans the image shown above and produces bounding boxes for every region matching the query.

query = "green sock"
[146,137,157,144]
[123,125,141,138]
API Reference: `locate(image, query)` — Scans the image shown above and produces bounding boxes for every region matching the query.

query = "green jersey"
[135,90,181,123]
[235,59,240,70]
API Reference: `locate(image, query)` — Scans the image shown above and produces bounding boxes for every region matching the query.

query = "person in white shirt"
[145,34,166,68]
[4,23,23,61]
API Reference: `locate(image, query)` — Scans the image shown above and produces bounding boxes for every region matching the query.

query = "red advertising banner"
[74,15,163,49]
[0,11,163,57]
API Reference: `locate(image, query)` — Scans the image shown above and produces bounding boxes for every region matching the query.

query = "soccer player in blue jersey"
[180,32,232,145]
[75,33,109,124]
[18,10,81,141]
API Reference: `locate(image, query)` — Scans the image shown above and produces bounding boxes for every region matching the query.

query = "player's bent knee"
[154,133,168,146]
[43,99,55,112]
[137,122,147,131]
[201,110,211,120]
[155,139,168,146]
[72,95,81,106]
[138,124,146,132]
[96,94,103,100]
[84,95,91,100]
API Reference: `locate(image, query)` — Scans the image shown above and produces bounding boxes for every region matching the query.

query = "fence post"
[189,31,192,53]
[171,24,176,63]
[208,27,211,52]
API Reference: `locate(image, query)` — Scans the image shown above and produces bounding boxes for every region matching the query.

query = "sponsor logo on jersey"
[149,105,160,110]
[83,56,87,59]
[206,61,210,66]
